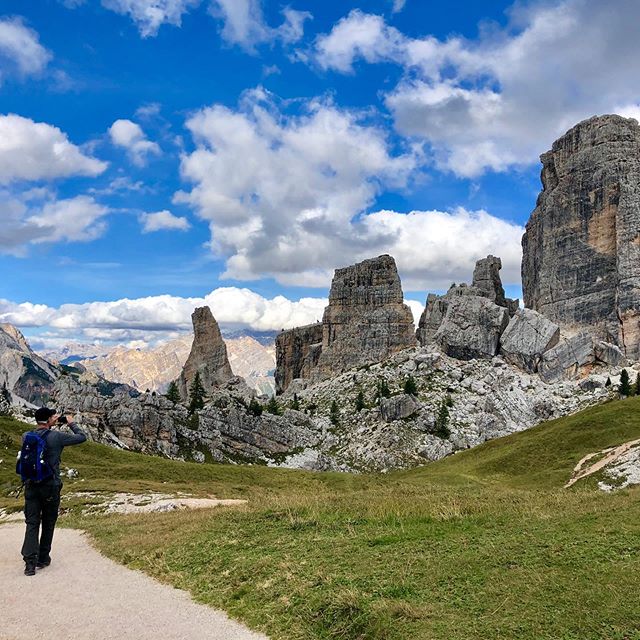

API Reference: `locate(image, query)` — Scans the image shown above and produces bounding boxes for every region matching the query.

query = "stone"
[538,333,626,383]
[275,323,323,394]
[314,255,417,380]
[522,114,640,360]
[499,309,560,372]
[433,295,510,360]
[178,307,233,401]
[472,255,519,314]
[380,394,420,422]
[416,256,517,346]
[275,255,416,392]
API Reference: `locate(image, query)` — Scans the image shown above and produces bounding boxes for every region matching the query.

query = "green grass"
[3,397,640,639]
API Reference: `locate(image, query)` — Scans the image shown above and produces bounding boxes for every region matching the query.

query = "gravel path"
[0,523,268,640]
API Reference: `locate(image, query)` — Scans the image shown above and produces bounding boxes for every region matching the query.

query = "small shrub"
[290,393,300,411]
[265,396,282,416]
[375,379,391,403]
[355,389,366,412]
[403,376,418,396]
[248,398,263,416]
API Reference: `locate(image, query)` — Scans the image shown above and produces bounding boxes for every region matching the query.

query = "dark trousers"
[21,482,61,563]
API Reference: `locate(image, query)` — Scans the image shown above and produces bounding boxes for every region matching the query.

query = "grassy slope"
[2,398,640,639]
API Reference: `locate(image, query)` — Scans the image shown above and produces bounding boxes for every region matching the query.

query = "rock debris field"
[0,523,267,640]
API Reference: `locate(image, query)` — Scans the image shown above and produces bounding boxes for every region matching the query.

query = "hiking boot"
[36,558,51,569]
[24,562,36,576]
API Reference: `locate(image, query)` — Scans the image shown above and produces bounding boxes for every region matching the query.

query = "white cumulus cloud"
[176,88,522,290]
[100,0,201,37]
[0,114,107,183]
[109,119,161,166]
[0,17,52,80]
[210,0,311,50]
[139,210,190,232]
[0,191,110,255]
[313,0,640,177]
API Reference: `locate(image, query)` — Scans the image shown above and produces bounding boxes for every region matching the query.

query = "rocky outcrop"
[538,333,626,383]
[275,323,323,394]
[499,309,560,373]
[275,255,416,392]
[313,255,417,380]
[522,114,640,360]
[417,256,516,347]
[433,295,510,360]
[0,323,60,405]
[178,307,233,400]
[472,255,519,314]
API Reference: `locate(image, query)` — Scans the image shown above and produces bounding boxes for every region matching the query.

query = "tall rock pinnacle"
[178,306,233,400]
[522,114,640,359]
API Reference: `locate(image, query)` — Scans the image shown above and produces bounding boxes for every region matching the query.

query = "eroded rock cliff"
[522,114,640,359]
[178,307,233,400]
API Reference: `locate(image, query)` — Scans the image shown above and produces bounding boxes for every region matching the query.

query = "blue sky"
[1,0,638,347]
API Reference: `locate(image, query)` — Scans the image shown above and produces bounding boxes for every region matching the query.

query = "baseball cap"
[34,407,56,423]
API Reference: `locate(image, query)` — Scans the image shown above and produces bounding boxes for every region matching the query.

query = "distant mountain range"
[39,330,277,396]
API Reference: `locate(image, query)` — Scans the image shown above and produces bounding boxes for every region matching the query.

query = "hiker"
[17,407,87,576]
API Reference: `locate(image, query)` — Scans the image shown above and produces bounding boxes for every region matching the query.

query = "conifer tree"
[188,371,206,414]
[266,396,282,415]
[403,375,418,396]
[434,399,451,439]
[248,397,263,416]
[620,369,632,397]
[355,389,365,412]
[330,399,340,426]
[605,377,612,388]
[165,381,181,404]
[635,374,640,397]
[291,393,300,411]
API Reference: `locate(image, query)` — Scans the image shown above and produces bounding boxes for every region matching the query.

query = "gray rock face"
[538,333,626,383]
[433,296,510,360]
[522,114,640,360]
[472,255,519,314]
[0,323,60,406]
[380,394,420,422]
[275,323,323,394]
[314,255,417,380]
[178,307,233,400]
[416,256,517,347]
[499,309,560,372]
[275,255,416,392]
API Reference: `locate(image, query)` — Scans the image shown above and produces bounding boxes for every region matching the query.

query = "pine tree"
[266,396,282,415]
[434,399,451,439]
[188,371,206,414]
[248,397,263,416]
[635,374,640,397]
[355,389,365,412]
[330,400,340,426]
[403,376,418,396]
[165,381,181,404]
[291,393,300,411]
[375,379,391,403]
[620,368,632,397]
[605,377,612,388]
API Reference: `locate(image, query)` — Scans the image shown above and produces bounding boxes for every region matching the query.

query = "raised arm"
[57,420,87,446]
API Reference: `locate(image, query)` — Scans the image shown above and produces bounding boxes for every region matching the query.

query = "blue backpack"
[16,430,53,483]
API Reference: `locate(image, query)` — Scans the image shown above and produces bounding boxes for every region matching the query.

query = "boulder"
[433,296,510,360]
[380,394,420,422]
[499,309,560,372]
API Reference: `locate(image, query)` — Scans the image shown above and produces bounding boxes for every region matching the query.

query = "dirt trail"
[564,438,640,488]
[0,523,268,640]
